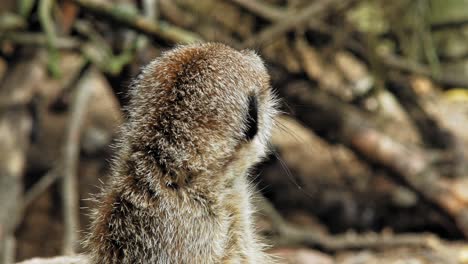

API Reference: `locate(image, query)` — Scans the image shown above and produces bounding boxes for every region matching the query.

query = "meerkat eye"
[244,94,258,140]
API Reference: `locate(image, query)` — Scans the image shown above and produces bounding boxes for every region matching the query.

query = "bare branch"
[381,52,468,88]
[257,195,439,251]
[0,54,46,263]
[279,80,468,238]
[0,32,81,49]
[242,0,347,48]
[228,0,285,21]
[61,67,94,254]
[23,168,60,209]
[70,0,202,44]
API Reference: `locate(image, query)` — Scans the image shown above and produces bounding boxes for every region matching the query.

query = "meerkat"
[84,42,278,264]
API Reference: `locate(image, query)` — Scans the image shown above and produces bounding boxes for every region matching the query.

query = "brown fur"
[84,43,277,263]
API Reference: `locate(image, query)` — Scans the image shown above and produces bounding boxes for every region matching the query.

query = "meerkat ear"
[244,94,258,140]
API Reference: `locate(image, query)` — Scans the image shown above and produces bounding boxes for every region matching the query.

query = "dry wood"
[278,79,468,238]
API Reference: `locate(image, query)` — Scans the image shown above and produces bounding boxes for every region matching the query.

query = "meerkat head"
[124,43,277,187]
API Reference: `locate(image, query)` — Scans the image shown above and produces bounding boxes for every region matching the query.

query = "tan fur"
[84,43,278,263]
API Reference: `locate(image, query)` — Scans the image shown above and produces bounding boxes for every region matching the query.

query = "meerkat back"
[85,43,277,264]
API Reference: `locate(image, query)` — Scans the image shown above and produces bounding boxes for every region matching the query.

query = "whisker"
[268,143,315,200]
[273,119,303,143]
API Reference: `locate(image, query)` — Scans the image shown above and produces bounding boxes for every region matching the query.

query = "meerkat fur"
[84,42,278,264]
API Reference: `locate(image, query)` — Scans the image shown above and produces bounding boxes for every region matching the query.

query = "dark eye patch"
[244,95,258,140]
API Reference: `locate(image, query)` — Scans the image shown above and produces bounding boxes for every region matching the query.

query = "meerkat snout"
[85,43,277,264]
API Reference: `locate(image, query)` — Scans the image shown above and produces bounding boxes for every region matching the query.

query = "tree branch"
[70,0,202,44]
[257,195,439,251]
[278,80,468,238]
[60,67,94,254]
[242,0,350,48]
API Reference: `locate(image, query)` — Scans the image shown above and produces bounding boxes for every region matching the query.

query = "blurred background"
[2,0,468,263]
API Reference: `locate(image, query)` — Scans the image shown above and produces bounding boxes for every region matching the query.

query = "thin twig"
[39,0,62,77]
[0,32,81,49]
[143,0,159,20]
[228,0,339,37]
[19,0,37,18]
[75,20,136,75]
[159,0,196,28]
[2,236,15,264]
[257,195,439,251]
[228,0,285,21]
[381,52,468,88]
[61,67,94,255]
[242,0,344,48]
[38,0,56,44]
[0,12,27,31]
[23,168,60,209]
[70,0,202,44]
[135,0,159,53]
